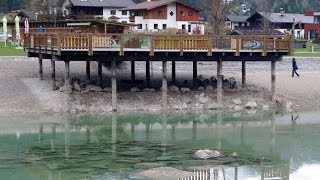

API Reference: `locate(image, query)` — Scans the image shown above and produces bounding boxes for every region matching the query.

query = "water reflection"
[0,111,320,179]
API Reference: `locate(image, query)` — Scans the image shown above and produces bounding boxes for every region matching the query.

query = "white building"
[63,0,135,23]
[122,0,205,34]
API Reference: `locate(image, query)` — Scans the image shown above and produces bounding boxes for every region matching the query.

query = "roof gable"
[254,12,313,24]
[226,15,249,22]
[122,0,199,11]
[70,0,135,8]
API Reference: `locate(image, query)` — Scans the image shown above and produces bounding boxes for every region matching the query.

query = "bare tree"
[29,0,65,15]
[201,0,231,35]
[257,0,276,35]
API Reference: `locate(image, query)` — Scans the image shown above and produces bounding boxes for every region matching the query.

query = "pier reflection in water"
[1,111,320,179]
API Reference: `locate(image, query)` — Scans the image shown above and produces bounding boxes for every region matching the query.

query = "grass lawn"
[0,41,26,56]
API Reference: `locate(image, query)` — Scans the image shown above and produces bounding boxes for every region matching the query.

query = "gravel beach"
[0,56,319,116]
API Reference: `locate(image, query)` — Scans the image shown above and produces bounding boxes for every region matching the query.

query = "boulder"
[229,77,237,89]
[90,85,103,92]
[245,101,257,109]
[205,86,214,90]
[130,87,140,92]
[180,87,190,92]
[232,99,242,105]
[285,101,293,111]
[194,149,221,159]
[169,85,180,92]
[73,84,81,92]
[199,93,210,104]
[143,88,156,92]
[103,87,112,93]
[197,86,205,91]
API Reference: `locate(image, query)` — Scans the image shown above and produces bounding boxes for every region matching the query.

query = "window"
[154,24,158,29]
[111,10,116,15]
[137,24,142,29]
[180,11,184,16]
[188,25,191,32]
[122,11,127,15]
[122,21,127,23]
[188,10,193,16]
[162,24,167,29]
[182,24,186,30]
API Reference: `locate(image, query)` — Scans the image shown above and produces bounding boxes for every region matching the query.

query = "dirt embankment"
[0,56,318,116]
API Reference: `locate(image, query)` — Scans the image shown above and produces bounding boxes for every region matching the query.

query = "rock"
[207,103,219,110]
[205,86,214,90]
[143,88,156,92]
[194,149,221,159]
[285,101,293,111]
[232,99,242,105]
[73,84,81,92]
[90,85,103,92]
[245,101,257,109]
[229,77,237,89]
[134,162,166,169]
[197,86,205,91]
[199,93,210,104]
[59,86,64,92]
[103,87,112,93]
[180,87,190,92]
[169,85,179,92]
[262,104,269,111]
[234,105,243,111]
[130,87,140,92]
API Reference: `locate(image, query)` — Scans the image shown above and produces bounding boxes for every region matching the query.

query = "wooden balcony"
[24,33,292,60]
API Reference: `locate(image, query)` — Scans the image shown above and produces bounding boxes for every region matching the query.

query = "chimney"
[280,8,285,16]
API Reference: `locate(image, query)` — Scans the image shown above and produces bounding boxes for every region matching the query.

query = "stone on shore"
[103,87,112,93]
[89,85,103,92]
[194,149,221,159]
[130,87,140,92]
[73,84,81,92]
[169,85,179,92]
[180,87,190,92]
[245,101,258,109]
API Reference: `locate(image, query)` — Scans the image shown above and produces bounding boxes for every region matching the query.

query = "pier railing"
[24,33,292,56]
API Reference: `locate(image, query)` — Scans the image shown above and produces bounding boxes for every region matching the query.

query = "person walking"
[292,58,300,77]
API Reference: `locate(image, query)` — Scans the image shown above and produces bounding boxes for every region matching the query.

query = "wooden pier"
[24,33,292,111]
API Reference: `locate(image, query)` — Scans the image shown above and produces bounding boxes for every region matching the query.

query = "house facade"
[122,0,204,34]
[62,0,135,23]
[225,15,250,30]
[304,12,320,40]
[246,11,313,38]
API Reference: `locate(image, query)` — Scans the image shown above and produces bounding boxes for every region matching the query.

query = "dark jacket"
[293,60,298,70]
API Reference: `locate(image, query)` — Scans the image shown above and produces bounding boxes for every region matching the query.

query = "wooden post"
[98,61,102,87]
[172,60,176,83]
[146,61,150,88]
[51,56,56,90]
[271,60,276,101]
[64,61,70,91]
[217,58,223,106]
[39,55,43,80]
[86,58,91,81]
[242,60,246,86]
[131,61,135,85]
[111,59,117,111]
[193,60,197,87]
[162,61,167,109]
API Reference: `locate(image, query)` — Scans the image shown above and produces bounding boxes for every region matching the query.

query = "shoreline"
[0,56,319,116]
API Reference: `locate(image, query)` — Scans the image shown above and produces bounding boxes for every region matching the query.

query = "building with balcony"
[122,0,204,34]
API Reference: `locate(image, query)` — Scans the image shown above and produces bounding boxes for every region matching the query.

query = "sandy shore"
[0,56,319,116]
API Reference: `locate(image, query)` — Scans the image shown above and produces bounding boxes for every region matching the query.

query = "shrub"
[312,38,320,44]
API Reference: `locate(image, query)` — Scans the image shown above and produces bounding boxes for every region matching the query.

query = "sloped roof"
[122,0,199,11]
[257,12,313,24]
[226,15,249,22]
[70,0,135,8]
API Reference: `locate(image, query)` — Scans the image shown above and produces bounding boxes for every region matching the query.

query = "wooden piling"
[271,60,276,101]
[146,61,150,87]
[193,60,197,87]
[39,56,43,80]
[111,59,117,111]
[51,56,55,90]
[217,58,223,105]
[131,60,135,84]
[172,61,176,83]
[162,61,167,109]
[86,58,90,81]
[98,61,102,87]
[64,61,70,91]
[242,60,246,86]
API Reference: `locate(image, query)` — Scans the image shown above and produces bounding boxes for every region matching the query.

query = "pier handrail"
[24,33,292,56]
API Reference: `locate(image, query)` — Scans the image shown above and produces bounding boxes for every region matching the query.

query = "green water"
[0,111,320,179]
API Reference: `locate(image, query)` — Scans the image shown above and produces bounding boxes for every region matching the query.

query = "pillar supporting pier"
[98,61,102,87]
[242,60,246,86]
[172,61,176,83]
[64,61,70,91]
[146,61,150,88]
[39,55,43,80]
[217,58,223,106]
[162,61,168,109]
[131,61,135,85]
[193,60,198,87]
[111,59,117,111]
[86,58,91,81]
[51,56,56,90]
[271,60,276,101]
